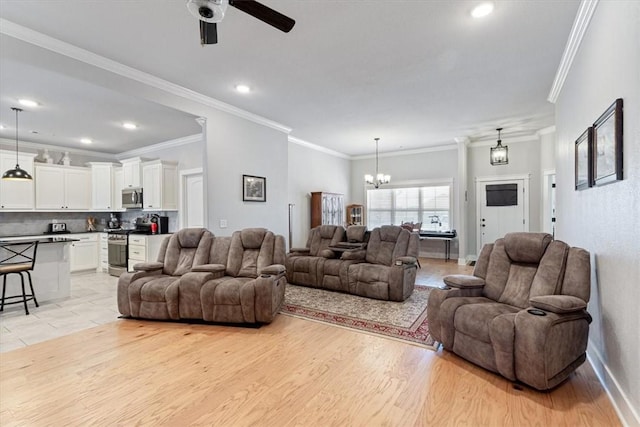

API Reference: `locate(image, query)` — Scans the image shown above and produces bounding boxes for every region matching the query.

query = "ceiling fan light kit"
[187,0,295,45]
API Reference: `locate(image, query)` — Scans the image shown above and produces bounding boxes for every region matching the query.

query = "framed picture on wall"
[575,127,593,190]
[593,98,623,186]
[243,174,266,202]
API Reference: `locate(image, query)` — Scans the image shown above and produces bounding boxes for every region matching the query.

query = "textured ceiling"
[0,1,579,156]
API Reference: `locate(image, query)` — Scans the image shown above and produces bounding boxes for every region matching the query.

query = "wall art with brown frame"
[592,98,623,186]
[575,127,593,191]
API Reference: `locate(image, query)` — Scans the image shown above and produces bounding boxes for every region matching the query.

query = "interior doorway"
[179,168,204,229]
[476,175,530,253]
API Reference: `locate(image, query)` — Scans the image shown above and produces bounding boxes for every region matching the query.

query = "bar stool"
[0,241,39,315]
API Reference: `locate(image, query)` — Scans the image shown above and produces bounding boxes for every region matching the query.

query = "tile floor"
[0,271,120,353]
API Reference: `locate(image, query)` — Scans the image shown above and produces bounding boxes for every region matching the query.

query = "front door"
[476,177,528,252]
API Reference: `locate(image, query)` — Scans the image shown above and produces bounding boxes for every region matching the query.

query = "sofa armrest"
[260,264,286,277]
[289,248,310,256]
[341,249,366,260]
[529,295,588,314]
[133,261,163,272]
[394,256,418,267]
[191,263,226,273]
[443,274,485,289]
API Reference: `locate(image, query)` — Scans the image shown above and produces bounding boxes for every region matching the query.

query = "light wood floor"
[0,259,620,426]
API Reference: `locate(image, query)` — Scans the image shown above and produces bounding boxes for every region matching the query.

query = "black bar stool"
[0,241,39,315]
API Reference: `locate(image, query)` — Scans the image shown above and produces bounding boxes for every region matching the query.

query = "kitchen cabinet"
[142,160,178,211]
[128,234,170,272]
[121,157,144,188]
[0,150,37,210]
[68,233,99,272]
[99,232,109,272]
[87,162,119,210]
[310,192,344,228]
[346,204,364,225]
[113,168,124,210]
[35,164,91,210]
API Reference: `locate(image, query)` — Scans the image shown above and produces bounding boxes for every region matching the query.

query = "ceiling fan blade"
[229,0,295,33]
[200,20,218,44]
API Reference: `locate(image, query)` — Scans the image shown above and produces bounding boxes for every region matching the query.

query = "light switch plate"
[219,219,227,228]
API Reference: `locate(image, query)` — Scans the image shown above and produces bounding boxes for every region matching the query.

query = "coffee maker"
[107,213,121,230]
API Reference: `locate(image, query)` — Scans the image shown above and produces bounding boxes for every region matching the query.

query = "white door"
[476,177,529,251]
[182,171,204,228]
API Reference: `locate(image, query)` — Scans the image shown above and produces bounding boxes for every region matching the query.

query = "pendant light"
[364,137,390,189]
[490,127,508,166]
[2,107,33,181]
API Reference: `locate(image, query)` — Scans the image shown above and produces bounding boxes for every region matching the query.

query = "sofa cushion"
[454,302,519,343]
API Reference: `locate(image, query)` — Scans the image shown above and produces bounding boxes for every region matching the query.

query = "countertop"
[0,236,80,244]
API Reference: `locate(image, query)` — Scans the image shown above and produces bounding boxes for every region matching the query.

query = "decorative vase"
[43,149,53,164]
[62,151,71,166]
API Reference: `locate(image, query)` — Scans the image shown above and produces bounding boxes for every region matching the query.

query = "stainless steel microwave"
[122,187,143,209]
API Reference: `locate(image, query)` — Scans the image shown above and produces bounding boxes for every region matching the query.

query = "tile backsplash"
[0,211,178,237]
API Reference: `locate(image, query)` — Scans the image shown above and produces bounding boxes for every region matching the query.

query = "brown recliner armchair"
[117,228,213,320]
[286,225,345,287]
[345,225,419,301]
[181,228,287,324]
[427,232,591,390]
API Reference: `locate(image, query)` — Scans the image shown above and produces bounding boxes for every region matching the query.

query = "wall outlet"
[219,219,227,228]
[52,219,58,224]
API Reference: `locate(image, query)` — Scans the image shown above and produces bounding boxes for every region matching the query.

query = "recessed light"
[235,84,251,94]
[0,125,5,130]
[122,122,137,130]
[18,99,39,108]
[471,2,494,18]
[81,138,93,144]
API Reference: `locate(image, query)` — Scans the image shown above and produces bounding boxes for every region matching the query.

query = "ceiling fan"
[187,0,295,45]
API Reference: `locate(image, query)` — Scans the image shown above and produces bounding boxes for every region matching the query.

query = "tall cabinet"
[310,192,344,228]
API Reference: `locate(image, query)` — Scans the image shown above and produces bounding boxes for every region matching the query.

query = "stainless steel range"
[107,231,130,277]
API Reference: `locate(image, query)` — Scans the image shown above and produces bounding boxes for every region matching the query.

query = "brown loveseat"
[118,227,286,324]
[286,225,419,301]
[427,232,592,390]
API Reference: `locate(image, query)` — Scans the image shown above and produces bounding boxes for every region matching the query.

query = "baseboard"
[587,344,640,427]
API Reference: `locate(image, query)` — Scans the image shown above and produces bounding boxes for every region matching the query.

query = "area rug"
[280,284,436,349]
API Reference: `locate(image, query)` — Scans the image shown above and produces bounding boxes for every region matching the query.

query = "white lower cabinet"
[68,233,99,272]
[128,234,169,272]
[99,233,109,272]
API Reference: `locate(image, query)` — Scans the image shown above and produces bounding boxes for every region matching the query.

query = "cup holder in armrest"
[527,309,547,316]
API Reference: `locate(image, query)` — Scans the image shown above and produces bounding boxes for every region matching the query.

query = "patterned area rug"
[280,284,436,349]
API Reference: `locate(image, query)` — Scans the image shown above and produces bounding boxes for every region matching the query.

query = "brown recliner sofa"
[427,232,592,390]
[117,227,286,324]
[286,225,419,301]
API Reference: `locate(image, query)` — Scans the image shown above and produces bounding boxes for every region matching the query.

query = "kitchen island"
[0,237,78,303]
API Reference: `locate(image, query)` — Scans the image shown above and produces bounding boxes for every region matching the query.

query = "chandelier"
[490,127,508,166]
[2,107,33,181]
[364,137,390,189]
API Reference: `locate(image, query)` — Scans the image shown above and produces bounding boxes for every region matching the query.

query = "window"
[366,184,451,231]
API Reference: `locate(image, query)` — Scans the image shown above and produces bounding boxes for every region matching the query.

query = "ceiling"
[0,1,579,157]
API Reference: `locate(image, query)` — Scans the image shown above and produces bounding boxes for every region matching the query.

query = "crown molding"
[353,143,457,161]
[0,19,292,135]
[467,134,538,148]
[0,137,115,159]
[288,136,350,159]
[116,134,202,159]
[547,0,599,103]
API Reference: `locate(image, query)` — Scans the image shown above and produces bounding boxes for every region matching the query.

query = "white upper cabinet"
[0,150,37,210]
[87,162,117,210]
[113,167,124,210]
[121,157,144,188]
[142,160,178,211]
[35,164,91,210]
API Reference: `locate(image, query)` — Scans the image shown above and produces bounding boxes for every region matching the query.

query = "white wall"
[288,141,351,248]
[554,2,640,425]
[466,137,542,256]
[126,139,205,171]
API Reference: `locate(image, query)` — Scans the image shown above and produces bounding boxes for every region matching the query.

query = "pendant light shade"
[490,127,508,166]
[364,137,390,189]
[2,107,33,181]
